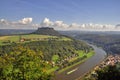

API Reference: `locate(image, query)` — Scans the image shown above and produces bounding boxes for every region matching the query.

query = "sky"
[0,0,120,31]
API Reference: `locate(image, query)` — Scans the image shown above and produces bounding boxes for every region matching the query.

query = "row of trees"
[0,40,92,61]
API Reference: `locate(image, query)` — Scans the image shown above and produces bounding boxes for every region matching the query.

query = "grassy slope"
[0,34,71,45]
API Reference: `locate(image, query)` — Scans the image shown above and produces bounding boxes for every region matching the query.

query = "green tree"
[96,64,120,80]
[0,45,51,80]
[52,55,59,63]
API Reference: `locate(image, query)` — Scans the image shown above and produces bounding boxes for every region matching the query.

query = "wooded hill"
[0,28,94,80]
[0,28,93,68]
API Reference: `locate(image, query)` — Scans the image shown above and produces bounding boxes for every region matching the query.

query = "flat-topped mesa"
[32,27,61,36]
[37,27,54,30]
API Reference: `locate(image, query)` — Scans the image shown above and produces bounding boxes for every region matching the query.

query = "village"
[85,54,120,79]
[95,54,120,70]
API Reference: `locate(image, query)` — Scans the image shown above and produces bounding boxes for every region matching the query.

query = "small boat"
[67,68,78,75]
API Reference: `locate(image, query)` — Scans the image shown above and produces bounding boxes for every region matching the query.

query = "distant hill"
[32,27,61,36]
[0,29,35,36]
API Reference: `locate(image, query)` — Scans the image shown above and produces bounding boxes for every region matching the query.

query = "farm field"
[0,34,71,45]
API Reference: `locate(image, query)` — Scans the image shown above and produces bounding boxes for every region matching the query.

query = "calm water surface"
[53,44,106,80]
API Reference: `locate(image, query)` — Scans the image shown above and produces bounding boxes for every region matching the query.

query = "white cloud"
[54,21,63,26]
[40,18,53,27]
[0,19,10,25]
[19,18,32,24]
[69,23,79,28]
[0,17,119,31]
[53,21,69,29]
[0,18,37,29]
[40,18,69,30]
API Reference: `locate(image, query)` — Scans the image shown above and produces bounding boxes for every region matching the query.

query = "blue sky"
[0,0,120,25]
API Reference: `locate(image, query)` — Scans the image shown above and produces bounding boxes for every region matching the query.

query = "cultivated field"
[0,34,71,45]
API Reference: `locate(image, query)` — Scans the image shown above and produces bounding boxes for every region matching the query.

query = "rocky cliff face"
[32,27,61,36]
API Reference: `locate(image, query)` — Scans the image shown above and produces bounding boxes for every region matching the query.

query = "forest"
[60,31,120,55]
[0,34,94,80]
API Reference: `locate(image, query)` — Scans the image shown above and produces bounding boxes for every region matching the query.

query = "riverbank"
[81,54,120,80]
[78,56,107,80]
[53,44,107,80]
[58,51,95,73]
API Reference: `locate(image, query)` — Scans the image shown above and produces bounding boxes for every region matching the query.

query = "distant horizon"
[0,17,120,31]
[0,26,120,32]
[0,0,120,31]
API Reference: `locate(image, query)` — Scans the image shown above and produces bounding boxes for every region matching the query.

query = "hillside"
[60,31,120,55]
[0,32,94,72]
[0,30,95,80]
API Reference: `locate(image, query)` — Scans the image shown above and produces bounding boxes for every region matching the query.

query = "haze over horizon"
[0,0,120,31]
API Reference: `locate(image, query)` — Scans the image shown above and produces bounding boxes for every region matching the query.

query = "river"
[53,43,107,80]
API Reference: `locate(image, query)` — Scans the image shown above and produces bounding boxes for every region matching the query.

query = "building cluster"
[85,54,120,80]
[99,54,120,68]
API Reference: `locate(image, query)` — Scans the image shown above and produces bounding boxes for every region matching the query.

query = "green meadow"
[0,34,71,45]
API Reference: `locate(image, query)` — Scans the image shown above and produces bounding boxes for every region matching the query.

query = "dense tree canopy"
[0,40,92,61]
[0,38,93,80]
[0,45,52,80]
[96,64,120,80]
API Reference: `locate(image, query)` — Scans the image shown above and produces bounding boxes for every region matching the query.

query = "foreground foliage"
[0,35,94,79]
[84,63,120,80]
[96,64,120,80]
[0,45,52,80]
